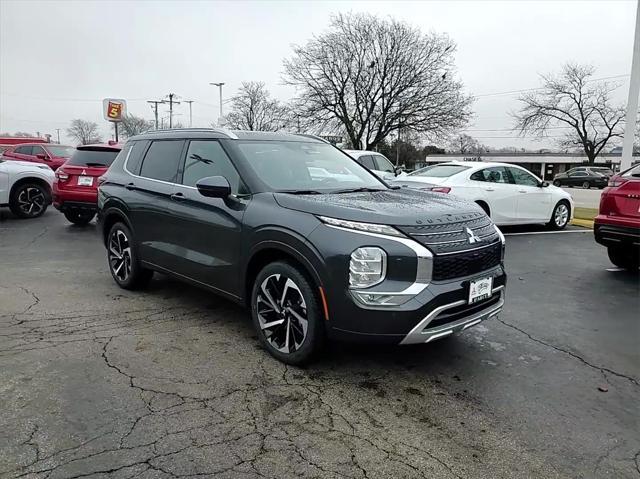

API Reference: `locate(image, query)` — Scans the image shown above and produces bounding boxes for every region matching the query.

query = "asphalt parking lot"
[1,210,638,479]
[561,186,603,209]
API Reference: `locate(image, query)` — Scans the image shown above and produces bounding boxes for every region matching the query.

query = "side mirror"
[195,176,231,198]
[36,154,48,160]
[540,181,550,188]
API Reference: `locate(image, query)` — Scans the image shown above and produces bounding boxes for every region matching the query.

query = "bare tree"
[223,82,287,131]
[514,64,625,163]
[119,114,154,138]
[283,13,473,149]
[448,133,485,154]
[67,119,102,145]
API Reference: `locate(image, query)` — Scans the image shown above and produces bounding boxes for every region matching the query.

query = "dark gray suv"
[98,129,507,364]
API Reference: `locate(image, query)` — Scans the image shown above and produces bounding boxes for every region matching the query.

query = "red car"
[2,143,75,171]
[53,142,122,225]
[594,163,640,270]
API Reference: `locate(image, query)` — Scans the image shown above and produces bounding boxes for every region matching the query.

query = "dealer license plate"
[78,176,93,186]
[469,277,493,304]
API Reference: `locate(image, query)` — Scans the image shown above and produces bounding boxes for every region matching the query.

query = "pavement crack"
[496,318,639,387]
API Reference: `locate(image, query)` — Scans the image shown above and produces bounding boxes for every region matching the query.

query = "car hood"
[273,189,485,226]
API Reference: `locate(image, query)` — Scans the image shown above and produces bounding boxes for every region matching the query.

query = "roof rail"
[295,133,329,144]
[145,127,238,139]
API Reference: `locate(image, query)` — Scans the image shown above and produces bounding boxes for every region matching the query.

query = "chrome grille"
[398,214,502,281]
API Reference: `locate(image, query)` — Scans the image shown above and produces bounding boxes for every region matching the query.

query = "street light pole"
[209,82,225,124]
[185,100,194,127]
[621,0,640,171]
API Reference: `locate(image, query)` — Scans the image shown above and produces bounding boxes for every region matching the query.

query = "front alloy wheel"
[251,262,323,364]
[10,184,48,218]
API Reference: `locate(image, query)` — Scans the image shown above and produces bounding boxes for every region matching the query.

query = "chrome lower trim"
[400,286,505,345]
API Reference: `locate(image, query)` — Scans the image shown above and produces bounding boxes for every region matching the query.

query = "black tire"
[9,182,49,219]
[107,222,153,289]
[607,247,640,271]
[64,210,95,225]
[251,261,324,365]
[582,181,591,189]
[553,180,561,187]
[547,200,570,230]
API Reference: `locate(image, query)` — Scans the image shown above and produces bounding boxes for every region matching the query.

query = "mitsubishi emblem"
[465,227,481,244]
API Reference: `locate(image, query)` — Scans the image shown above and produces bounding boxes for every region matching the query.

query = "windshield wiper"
[331,187,386,194]
[277,189,324,195]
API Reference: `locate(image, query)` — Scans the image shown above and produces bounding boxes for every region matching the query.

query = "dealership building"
[418,152,639,179]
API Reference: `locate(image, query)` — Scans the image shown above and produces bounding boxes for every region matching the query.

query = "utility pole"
[209,82,225,124]
[184,100,194,127]
[621,0,640,171]
[165,93,181,129]
[147,100,165,130]
[55,129,60,144]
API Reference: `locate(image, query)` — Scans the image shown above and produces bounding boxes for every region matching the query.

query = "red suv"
[2,143,75,171]
[594,163,640,270]
[53,142,122,225]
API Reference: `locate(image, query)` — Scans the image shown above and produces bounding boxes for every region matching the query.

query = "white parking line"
[503,229,592,236]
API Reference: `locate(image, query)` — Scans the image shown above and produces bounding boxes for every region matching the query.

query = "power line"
[474,74,630,98]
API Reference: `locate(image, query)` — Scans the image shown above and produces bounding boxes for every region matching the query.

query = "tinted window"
[139,140,183,182]
[124,141,147,175]
[409,164,470,178]
[46,146,74,157]
[358,155,376,169]
[509,167,539,186]
[569,171,587,177]
[66,147,120,167]
[471,167,511,184]
[374,155,395,173]
[31,146,45,156]
[182,140,241,192]
[14,146,33,155]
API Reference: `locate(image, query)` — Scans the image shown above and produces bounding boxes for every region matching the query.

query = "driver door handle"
[485,188,495,192]
[518,190,527,193]
[170,192,186,201]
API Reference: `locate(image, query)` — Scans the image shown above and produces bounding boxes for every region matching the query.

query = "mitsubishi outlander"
[98,129,507,364]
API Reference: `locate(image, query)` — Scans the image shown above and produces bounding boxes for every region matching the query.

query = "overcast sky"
[0,0,636,149]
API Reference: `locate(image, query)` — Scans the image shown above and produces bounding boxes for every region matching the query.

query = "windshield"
[236,140,386,192]
[66,148,120,167]
[47,145,75,157]
[409,164,470,178]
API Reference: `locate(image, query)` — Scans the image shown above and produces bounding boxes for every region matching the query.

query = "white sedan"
[392,162,574,229]
[0,158,54,218]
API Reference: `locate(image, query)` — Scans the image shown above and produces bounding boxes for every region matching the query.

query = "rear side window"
[66,147,120,167]
[139,140,184,182]
[471,167,511,184]
[123,141,147,174]
[31,146,45,156]
[14,146,33,155]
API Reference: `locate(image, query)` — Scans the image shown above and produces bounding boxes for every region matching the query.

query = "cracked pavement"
[1,211,638,478]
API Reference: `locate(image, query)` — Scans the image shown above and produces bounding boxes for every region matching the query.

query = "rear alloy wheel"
[607,247,640,271]
[64,210,95,225]
[9,183,48,219]
[582,181,591,189]
[107,222,153,289]
[251,262,323,365]
[548,201,570,230]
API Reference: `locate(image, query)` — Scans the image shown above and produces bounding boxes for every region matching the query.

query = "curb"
[571,218,594,229]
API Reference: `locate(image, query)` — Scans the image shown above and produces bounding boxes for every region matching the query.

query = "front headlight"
[318,216,404,237]
[349,247,386,288]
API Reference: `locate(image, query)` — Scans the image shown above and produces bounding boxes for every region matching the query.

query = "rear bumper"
[53,200,98,213]
[594,219,640,249]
